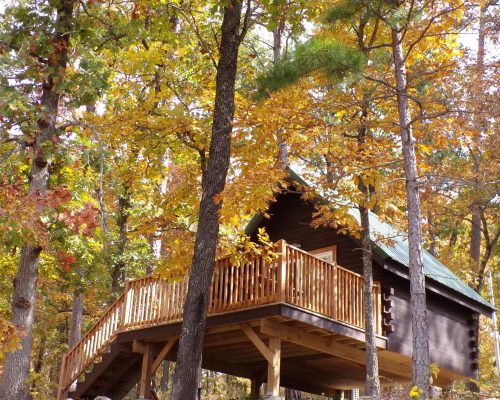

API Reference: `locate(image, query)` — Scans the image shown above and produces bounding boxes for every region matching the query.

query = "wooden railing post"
[120,279,131,331]
[332,264,337,320]
[57,355,68,400]
[277,240,287,302]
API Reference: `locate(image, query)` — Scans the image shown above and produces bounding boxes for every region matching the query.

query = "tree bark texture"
[359,204,380,397]
[0,1,75,399]
[357,90,380,398]
[170,2,243,399]
[69,292,84,349]
[390,25,430,396]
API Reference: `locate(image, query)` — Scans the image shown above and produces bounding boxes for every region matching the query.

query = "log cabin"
[57,169,494,400]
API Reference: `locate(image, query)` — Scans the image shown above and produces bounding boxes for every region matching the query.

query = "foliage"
[0,0,498,397]
[409,385,424,399]
[0,319,21,362]
[256,37,365,97]
[226,227,278,266]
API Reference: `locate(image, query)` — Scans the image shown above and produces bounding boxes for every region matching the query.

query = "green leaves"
[323,0,361,24]
[256,38,365,98]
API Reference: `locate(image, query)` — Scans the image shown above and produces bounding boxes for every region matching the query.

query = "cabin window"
[310,245,337,263]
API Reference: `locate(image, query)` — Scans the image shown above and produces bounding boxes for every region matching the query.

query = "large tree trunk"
[0,1,75,398]
[390,25,430,396]
[0,248,41,399]
[170,2,243,399]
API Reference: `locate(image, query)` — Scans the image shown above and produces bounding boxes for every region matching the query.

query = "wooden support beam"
[139,343,153,399]
[133,340,149,354]
[260,319,411,378]
[152,338,178,373]
[266,337,281,397]
[240,323,274,364]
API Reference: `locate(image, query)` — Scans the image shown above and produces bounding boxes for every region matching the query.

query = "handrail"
[283,243,382,334]
[57,240,383,398]
[58,292,125,397]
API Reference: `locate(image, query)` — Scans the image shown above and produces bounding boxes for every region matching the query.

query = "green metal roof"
[348,208,493,310]
[245,168,493,311]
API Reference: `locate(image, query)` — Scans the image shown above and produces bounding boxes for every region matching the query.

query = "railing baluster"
[244,260,249,304]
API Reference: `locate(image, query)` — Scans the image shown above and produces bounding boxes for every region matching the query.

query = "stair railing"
[58,292,126,398]
[57,240,383,398]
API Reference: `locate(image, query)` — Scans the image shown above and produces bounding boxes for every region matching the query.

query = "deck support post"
[137,342,153,399]
[240,322,282,399]
[265,337,282,399]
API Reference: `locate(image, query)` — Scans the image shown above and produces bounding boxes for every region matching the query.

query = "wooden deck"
[58,241,385,399]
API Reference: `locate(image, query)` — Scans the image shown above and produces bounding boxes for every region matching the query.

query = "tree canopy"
[0,0,498,398]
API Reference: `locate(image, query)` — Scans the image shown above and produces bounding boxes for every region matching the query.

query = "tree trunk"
[470,205,482,269]
[488,270,500,379]
[170,2,243,399]
[359,204,380,397]
[468,205,482,393]
[160,361,170,391]
[69,292,84,348]
[146,234,156,275]
[357,84,380,397]
[111,192,130,295]
[427,213,437,257]
[471,2,487,294]
[467,4,488,391]
[33,335,46,376]
[273,16,289,170]
[390,25,430,396]
[68,291,84,392]
[0,1,75,398]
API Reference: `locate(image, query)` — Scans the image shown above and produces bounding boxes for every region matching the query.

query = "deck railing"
[58,240,382,397]
[283,243,382,331]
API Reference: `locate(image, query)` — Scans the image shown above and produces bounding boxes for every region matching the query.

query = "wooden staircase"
[58,241,382,399]
[67,342,140,400]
